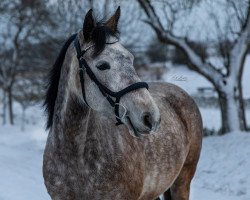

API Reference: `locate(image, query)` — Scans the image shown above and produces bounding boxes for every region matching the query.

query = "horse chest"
[44,121,190,200]
[138,133,190,198]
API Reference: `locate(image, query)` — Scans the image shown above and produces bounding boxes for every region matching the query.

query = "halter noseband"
[74,35,149,125]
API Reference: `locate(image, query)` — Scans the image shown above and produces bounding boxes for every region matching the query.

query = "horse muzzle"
[124,109,161,138]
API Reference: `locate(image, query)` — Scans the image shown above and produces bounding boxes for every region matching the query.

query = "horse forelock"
[91,21,119,57]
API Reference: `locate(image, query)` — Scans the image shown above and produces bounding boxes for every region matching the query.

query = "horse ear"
[83,9,95,41]
[106,6,120,33]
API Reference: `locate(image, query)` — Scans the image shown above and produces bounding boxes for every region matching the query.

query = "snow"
[0,105,49,200]
[163,64,212,96]
[199,107,221,130]
[242,56,250,99]
[0,124,49,200]
[0,106,250,200]
[191,132,250,200]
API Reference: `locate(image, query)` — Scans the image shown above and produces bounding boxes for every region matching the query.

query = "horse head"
[71,8,161,137]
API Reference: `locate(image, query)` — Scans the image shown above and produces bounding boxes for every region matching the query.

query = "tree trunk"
[21,105,26,131]
[2,89,7,125]
[216,80,247,134]
[7,86,14,125]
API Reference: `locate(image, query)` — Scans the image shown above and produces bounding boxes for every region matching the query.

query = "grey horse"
[43,7,202,200]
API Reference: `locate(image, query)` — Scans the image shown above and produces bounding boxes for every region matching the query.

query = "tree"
[54,0,145,52]
[138,0,250,134]
[145,37,169,63]
[13,76,43,131]
[0,0,55,125]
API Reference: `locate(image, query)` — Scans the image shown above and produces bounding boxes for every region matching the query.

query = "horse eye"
[96,62,111,70]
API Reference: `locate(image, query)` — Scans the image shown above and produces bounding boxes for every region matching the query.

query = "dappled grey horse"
[43,7,202,200]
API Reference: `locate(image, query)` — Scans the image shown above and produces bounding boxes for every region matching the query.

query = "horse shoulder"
[149,82,202,166]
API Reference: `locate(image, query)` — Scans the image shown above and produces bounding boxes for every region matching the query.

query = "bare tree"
[54,0,144,51]
[138,0,250,134]
[13,76,43,131]
[0,0,55,125]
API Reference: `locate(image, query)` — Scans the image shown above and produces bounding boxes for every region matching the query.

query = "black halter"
[74,35,149,125]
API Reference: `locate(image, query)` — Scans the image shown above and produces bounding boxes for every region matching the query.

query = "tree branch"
[230,3,250,76]
[138,0,223,87]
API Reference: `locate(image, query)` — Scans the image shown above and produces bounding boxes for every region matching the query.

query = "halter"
[74,35,149,125]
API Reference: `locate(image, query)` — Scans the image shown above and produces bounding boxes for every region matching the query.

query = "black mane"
[44,33,76,129]
[44,22,119,129]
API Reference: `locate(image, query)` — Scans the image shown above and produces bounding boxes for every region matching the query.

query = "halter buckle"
[115,103,127,120]
[79,67,85,72]
[79,55,85,62]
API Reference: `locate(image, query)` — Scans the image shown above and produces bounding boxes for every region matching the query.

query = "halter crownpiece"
[74,34,149,126]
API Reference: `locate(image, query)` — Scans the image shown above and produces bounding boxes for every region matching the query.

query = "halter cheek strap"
[74,35,148,125]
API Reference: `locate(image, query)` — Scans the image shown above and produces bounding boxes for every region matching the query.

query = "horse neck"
[52,44,91,146]
[51,39,123,157]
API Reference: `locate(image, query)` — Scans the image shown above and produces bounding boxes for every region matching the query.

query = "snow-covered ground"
[191,132,250,200]
[199,107,250,131]
[0,107,250,200]
[0,124,49,200]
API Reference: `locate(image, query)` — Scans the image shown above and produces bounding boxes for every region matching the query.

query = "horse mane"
[44,20,119,130]
[44,33,77,129]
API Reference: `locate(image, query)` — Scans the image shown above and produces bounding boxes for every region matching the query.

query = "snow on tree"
[138,0,250,134]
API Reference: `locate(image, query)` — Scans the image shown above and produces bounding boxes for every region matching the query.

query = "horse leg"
[166,138,202,200]
[157,142,201,200]
[166,163,195,200]
[155,188,170,200]
[156,158,199,200]
[163,189,171,200]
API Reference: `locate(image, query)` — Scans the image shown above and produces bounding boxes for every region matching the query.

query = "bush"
[203,127,218,137]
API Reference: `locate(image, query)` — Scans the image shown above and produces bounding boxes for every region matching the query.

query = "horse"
[43,7,202,200]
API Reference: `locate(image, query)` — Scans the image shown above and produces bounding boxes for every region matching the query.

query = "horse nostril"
[142,113,153,130]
